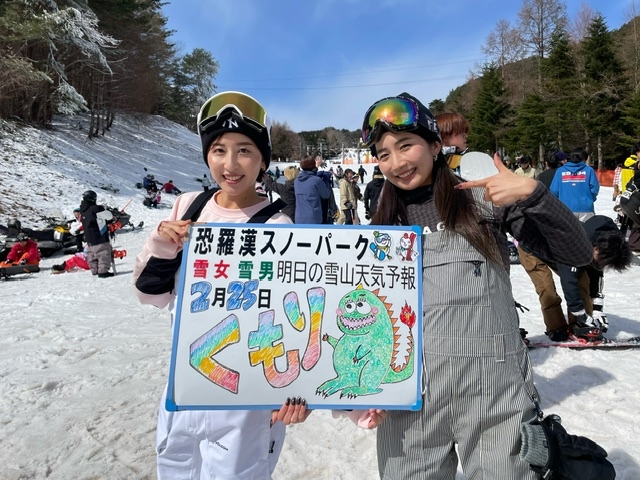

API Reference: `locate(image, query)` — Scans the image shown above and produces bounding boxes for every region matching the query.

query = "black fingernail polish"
[286,397,291,406]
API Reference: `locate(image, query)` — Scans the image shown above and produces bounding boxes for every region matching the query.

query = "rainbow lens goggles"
[361,96,420,146]
[197,91,269,134]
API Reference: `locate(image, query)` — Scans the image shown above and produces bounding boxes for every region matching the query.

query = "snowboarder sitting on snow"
[142,173,160,191]
[0,233,41,268]
[52,250,90,273]
[79,190,114,278]
[143,188,161,208]
[161,180,181,195]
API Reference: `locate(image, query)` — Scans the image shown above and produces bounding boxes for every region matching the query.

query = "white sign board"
[166,224,423,411]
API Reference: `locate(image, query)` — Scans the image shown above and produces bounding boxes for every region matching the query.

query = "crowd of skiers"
[140,167,184,209]
[257,157,385,226]
[1,190,120,278]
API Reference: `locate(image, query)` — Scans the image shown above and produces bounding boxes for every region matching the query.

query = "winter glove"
[345,202,353,210]
[571,310,603,330]
[520,414,615,480]
[19,259,27,265]
[591,310,609,333]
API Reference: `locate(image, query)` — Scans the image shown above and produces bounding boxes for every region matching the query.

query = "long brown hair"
[371,151,501,264]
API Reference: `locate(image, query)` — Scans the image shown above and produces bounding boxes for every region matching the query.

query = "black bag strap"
[181,188,219,221]
[135,194,285,295]
[247,198,286,223]
[180,189,285,224]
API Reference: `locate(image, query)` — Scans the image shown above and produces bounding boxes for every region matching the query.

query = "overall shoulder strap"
[248,199,287,223]
[180,188,219,221]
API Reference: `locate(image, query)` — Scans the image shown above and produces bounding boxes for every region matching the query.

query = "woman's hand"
[455,153,537,206]
[157,219,191,245]
[357,408,387,429]
[271,397,312,425]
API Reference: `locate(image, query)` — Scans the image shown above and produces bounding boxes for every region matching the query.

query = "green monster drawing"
[316,285,415,399]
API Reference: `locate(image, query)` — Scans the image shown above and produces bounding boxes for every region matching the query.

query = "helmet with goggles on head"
[197,91,272,171]
[361,92,442,157]
[82,190,97,203]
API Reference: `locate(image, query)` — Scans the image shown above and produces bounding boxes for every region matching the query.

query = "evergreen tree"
[542,27,581,151]
[88,0,176,115]
[617,87,640,155]
[508,92,550,161]
[578,13,627,168]
[164,48,219,130]
[428,99,445,116]
[271,121,301,161]
[0,0,117,124]
[469,64,511,154]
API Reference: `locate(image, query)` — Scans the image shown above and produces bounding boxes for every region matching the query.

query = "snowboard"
[527,336,640,349]
[0,264,41,280]
[458,151,499,181]
[619,186,640,225]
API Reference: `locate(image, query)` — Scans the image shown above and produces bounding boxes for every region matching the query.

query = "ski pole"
[120,199,132,212]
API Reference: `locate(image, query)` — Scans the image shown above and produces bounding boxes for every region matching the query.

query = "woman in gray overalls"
[360,93,594,479]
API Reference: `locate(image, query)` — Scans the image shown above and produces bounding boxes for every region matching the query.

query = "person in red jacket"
[1,233,41,267]
[161,180,181,195]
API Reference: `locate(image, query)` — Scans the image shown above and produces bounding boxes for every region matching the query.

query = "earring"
[433,155,437,161]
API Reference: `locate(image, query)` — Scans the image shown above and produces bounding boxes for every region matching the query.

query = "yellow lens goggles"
[197,91,268,132]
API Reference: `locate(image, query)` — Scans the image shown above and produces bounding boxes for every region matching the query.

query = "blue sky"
[161,0,630,133]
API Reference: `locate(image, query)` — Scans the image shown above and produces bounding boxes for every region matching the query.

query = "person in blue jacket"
[294,155,331,224]
[550,147,599,221]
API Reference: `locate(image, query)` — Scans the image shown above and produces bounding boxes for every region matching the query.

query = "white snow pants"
[156,386,285,480]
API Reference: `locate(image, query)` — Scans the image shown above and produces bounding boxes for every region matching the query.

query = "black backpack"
[135,189,285,295]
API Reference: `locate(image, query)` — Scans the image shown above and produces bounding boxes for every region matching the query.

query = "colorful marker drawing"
[316,285,414,399]
[396,232,419,262]
[369,231,393,261]
[189,315,241,393]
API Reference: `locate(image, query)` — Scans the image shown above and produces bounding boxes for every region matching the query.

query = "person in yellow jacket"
[514,155,540,179]
[620,152,638,193]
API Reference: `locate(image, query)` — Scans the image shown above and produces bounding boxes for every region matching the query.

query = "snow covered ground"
[1,114,639,479]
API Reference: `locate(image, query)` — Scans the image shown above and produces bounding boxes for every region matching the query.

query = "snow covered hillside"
[0,114,639,479]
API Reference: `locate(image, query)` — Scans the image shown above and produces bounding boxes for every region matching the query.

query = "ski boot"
[546,326,569,342]
[51,263,66,273]
[569,311,604,343]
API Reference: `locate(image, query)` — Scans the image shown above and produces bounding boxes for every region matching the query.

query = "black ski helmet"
[83,190,97,202]
[197,91,272,170]
[7,218,21,230]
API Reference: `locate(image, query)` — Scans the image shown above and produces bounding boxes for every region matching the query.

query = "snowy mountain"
[0,114,639,479]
